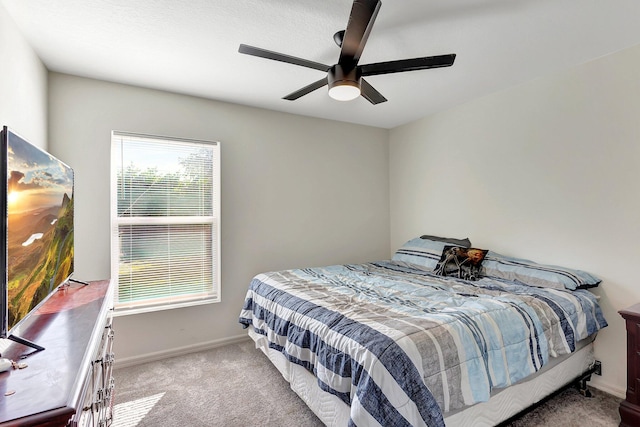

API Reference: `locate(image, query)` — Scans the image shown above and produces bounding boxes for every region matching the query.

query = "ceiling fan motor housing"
[328,63,362,90]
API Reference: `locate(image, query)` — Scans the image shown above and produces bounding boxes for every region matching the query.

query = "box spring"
[248,328,595,426]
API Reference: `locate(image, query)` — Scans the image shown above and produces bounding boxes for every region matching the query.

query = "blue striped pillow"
[392,236,470,271]
[482,251,601,290]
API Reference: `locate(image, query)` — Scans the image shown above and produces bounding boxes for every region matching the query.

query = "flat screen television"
[0,126,74,352]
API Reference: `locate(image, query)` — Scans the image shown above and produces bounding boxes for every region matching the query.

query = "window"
[110,131,220,314]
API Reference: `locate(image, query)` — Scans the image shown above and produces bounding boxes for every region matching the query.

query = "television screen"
[0,126,74,350]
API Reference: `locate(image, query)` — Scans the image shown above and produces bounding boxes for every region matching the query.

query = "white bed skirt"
[247,328,595,426]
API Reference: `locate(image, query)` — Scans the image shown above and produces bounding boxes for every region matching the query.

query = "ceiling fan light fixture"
[328,64,361,101]
[328,83,361,101]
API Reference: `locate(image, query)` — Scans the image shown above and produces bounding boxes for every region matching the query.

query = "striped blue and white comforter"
[238,261,607,427]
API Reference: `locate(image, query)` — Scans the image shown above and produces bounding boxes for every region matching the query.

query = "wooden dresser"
[0,280,114,427]
[620,303,640,427]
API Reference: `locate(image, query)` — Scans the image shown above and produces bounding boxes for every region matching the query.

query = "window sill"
[113,296,220,317]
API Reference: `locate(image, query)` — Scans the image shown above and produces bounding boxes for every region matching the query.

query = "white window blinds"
[111,131,220,314]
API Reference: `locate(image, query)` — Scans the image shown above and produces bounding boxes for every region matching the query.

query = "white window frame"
[110,131,221,315]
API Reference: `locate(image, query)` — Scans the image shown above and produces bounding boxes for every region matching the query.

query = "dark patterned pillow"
[420,234,471,248]
[434,245,488,281]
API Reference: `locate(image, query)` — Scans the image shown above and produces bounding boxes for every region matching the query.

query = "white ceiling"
[3,0,640,129]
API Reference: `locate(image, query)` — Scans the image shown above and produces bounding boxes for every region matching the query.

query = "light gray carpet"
[112,340,621,426]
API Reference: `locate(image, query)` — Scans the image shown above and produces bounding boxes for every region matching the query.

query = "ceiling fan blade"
[283,77,329,100]
[360,54,456,76]
[239,44,330,72]
[360,79,387,104]
[339,0,381,67]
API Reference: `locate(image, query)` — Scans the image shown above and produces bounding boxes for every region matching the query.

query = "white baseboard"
[114,333,251,369]
[589,378,626,399]
[594,384,626,400]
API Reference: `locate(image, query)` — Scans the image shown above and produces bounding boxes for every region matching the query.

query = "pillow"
[392,236,470,271]
[434,245,488,281]
[420,235,472,248]
[482,251,601,290]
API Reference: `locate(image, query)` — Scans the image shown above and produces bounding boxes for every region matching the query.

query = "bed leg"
[576,375,593,398]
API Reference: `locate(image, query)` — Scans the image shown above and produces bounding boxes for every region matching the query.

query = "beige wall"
[0,3,47,147]
[47,73,390,364]
[389,43,640,397]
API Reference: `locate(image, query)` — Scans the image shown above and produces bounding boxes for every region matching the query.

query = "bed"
[238,236,608,426]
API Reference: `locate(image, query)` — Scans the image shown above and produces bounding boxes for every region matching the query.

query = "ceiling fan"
[238,0,456,104]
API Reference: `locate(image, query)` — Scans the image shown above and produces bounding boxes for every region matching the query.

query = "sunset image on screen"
[6,133,74,330]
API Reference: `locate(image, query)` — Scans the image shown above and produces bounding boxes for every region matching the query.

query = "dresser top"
[620,303,640,319]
